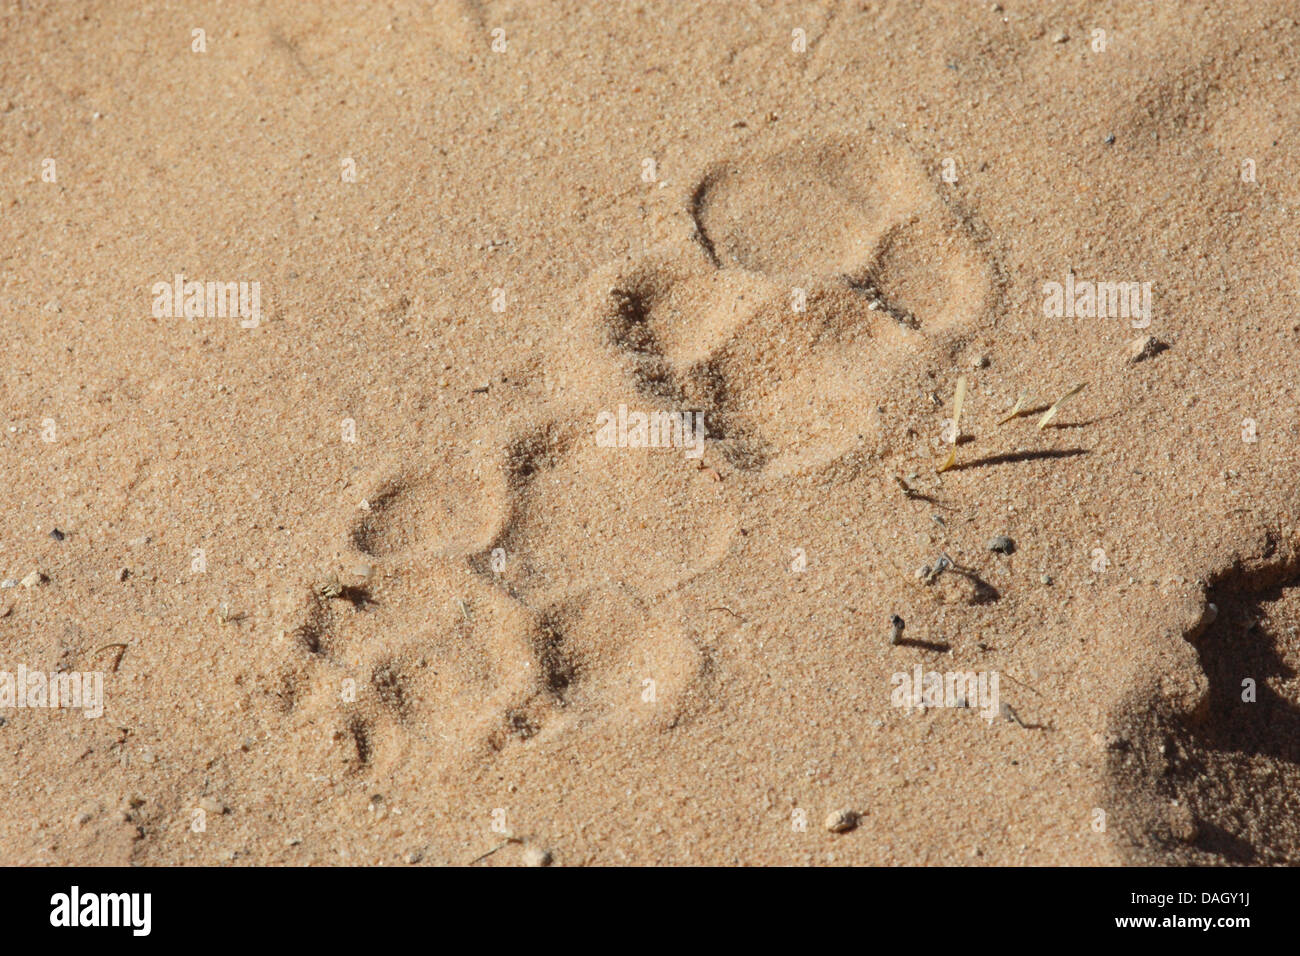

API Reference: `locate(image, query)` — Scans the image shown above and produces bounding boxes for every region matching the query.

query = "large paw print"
[276,426,720,778]
[276,445,546,775]
[559,132,998,477]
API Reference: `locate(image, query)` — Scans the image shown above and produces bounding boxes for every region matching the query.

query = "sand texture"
[3,0,1300,865]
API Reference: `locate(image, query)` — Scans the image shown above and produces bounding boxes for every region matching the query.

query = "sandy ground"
[2,0,1300,866]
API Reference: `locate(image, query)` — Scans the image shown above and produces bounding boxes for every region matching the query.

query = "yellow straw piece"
[937,375,967,473]
[997,389,1032,425]
[1036,383,1086,430]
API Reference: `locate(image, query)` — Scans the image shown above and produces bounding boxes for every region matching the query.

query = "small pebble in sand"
[1040,573,1053,585]
[972,354,990,369]
[199,796,227,815]
[404,849,424,864]
[20,571,45,588]
[117,567,130,582]
[315,574,344,599]
[824,809,859,833]
[987,536,1015,555]
[914,564,930,580]
[49,528,65,542]
[890,614,906,645]
[923,554,953,584]
[522,845,553,867]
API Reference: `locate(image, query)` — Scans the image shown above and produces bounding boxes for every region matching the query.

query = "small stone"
[1126,335,1166,364]
[1053,31,1068,43]
[1104,133,1116,145]
[285,837,302,846]
[404,849,424,864]
[914,564,930,580]
[889,614,906,645]
[923,554,952,584]
[1040,573,1053,585]
[972,355,990,369]
[824,809,859,833]
[198,796,226,815]
[521,845,553,867]
[49,528,65,542]
[116,567,130,582]
[987,536,1015,555]
[74,811,92,826]
[315,574,343,599]
[20,571,45,588]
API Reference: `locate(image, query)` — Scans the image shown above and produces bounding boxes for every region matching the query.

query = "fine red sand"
[3,0,1300,865]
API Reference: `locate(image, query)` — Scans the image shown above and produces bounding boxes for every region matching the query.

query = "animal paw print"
[277,425,721,777]
[277,447,544,776]
[560,132,998,476]
[471,421,729,735]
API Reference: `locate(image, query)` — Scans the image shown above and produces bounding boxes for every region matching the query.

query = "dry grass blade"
[1036,383,1087,429]
[997,389,1033,425]
[936,375,967,473]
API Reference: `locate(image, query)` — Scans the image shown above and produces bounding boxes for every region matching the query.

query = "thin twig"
[467,836,521,865]
[92,643,128,672]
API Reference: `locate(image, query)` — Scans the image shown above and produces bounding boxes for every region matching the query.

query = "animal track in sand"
[278,134,996,770]
[278,425,722,775]
[567,133,997,476]
[470,420,729,734]
[277,451,540,775]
